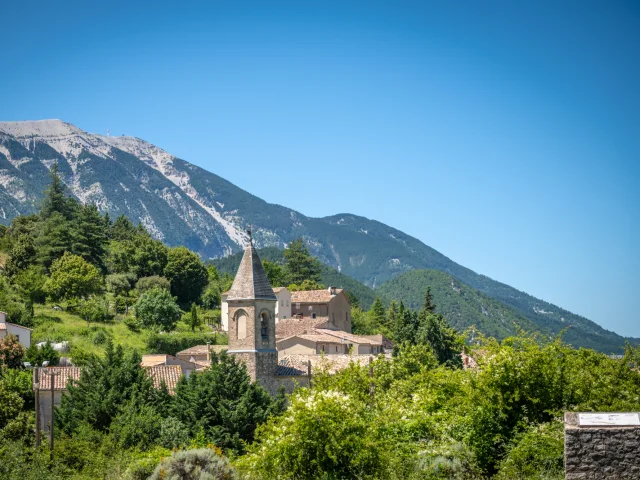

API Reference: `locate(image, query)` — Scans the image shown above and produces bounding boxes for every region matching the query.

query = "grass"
[32,305,226,358]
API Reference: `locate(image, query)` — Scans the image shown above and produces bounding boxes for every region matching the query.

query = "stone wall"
[565,412,640,479]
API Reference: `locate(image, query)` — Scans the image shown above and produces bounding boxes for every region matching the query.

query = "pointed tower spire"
[226,244,276,301]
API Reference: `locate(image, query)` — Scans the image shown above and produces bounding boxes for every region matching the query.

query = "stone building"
[226,242,307,394]
[222,286,292,331]
[290,287,352,332]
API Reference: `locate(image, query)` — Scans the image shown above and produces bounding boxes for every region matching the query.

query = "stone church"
[226,240,308,395]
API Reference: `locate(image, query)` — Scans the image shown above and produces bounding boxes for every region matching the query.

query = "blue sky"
[2,1,639,336]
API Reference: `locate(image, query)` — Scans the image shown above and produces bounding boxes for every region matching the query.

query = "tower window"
[261,312,269,342]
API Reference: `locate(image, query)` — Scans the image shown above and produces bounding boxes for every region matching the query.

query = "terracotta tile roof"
[34,367,82,391]
[176,344,227,357]
[0,321,32,331]
[291,289,344,304]
[279,354,390,375]
[145,365,182,395]
[275,317,330,338]
[226,245,276,301]
[276,356,309,376]
[313,329,382,345]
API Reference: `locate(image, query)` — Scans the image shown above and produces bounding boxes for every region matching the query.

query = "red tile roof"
[313,329,382,345]
[34,367,82,391]
[275,317,330,338]
[145,365,182,395]
[290,289,344,304]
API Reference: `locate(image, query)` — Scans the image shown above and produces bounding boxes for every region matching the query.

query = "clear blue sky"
[2,1,639,336]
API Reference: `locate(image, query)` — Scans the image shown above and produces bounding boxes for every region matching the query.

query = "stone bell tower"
[225,235,278,391]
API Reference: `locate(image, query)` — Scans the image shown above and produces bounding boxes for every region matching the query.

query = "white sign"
[578,413,640,426]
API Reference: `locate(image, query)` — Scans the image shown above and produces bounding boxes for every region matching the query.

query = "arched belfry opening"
[260,311,269,343]
[235,309,248,340]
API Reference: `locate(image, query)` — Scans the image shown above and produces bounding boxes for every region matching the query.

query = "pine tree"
[423,286,436,313]
[368,297,386,330]
[386,300,397,331]
[40,161,75,220]
[73,204,108,271]
[416,313,463,368]
[283,238,321,285]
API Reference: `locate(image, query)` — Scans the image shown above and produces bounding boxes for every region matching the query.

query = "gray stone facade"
[565,412,640,479]
[226,243,307,395]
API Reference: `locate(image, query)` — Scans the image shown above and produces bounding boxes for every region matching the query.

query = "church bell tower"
[225,233,278,389]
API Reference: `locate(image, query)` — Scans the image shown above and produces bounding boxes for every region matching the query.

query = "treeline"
[0,163,230,335]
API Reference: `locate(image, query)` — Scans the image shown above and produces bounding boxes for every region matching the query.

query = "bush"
[495,421,564,480]
[148,448,237,480]
[78,297,112,324]
[136,276,170,294]
[146,332,220,356]
[158,417,190,450]
[0,335,25,369]
[134,288,182,332]
[24,341,60,367]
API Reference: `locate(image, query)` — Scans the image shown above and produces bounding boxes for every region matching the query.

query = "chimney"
[328,287,337,296]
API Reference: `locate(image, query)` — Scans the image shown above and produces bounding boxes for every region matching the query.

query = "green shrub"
[495,421,564,480]
[146,332,219,356]
[148,448,237,480]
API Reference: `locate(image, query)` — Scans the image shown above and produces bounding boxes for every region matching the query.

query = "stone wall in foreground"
[565,412,640,479]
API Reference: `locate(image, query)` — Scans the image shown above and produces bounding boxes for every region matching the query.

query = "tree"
[24,342,60,367]
[201,283,221,310]
[262,260,287,287]
[368,297,386,328]
[136,275,171,293]
[44,252,102,300]
[416,312,463,367]
[73,203,108,271]
[172,351,285,453]
[133,236,169,278]
[0,335,25,369]
[109,214,137,241]
[5,234,36,275]
[35,212,75,269]
[423,286,436,313]
[386,300,398,332]
[12,265,47,305]
[56,341,160,434]
[78,297,111,325]
[287,279,324,291]
[105,273,137,297]
[188,304,202,332]
[164,246,208,305]
[40,161,75,220]
[394,309,419,345]
[134,288,182,331]
[149,448,238,480]
[283,238,321,285]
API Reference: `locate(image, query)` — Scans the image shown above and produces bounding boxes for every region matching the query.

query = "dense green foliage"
[149,448,238,480]
[134,288,182,332]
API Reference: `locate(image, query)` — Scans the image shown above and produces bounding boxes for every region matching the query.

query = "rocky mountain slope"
[0,119,634,351]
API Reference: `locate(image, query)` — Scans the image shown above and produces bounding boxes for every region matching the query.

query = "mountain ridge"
[0,119,635,352]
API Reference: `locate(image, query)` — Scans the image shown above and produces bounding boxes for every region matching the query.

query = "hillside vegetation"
[376,269,545,341]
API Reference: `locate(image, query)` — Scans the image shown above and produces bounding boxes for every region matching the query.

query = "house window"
[312,313,316,319]
[15,335,19,342]
[280,300,284,306]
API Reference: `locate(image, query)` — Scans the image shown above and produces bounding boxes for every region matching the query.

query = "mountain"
[0,119,635,352]
[377,269,544,340]
[210,247,380,310]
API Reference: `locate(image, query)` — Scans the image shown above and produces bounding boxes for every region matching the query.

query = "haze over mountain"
[0,119,636,352]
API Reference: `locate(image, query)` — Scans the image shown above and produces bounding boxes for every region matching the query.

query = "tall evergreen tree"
[283,238,321,285]
[35,212,75,269]
[368,297,386,329]
[40,161,75,220]
[423,286,436,313]
[416,313,463,368]
[109,214,138,241]
[386,300,398,331]
[73,204,108,271]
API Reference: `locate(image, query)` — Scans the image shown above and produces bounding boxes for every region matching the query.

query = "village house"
[290,287,352,332]
[33,364,184,433]
[221,286,292,331]
[175,344,228,366]
[140,354,203,377]
[0,311,32,348]
[276,329,383,356]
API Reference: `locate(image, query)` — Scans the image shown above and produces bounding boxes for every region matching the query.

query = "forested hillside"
[211,247,380,310]
[1,119,632,353]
